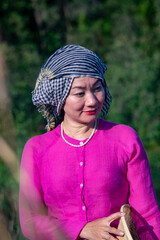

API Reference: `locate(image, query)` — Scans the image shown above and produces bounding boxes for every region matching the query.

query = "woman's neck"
[62,119,96,140]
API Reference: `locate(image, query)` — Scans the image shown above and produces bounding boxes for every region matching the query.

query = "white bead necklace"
[61,120,97,147]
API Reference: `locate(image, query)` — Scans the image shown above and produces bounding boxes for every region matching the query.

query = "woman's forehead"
[71,76,101,88]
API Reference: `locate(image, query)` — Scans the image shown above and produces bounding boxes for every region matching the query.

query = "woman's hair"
[32,44,112,131]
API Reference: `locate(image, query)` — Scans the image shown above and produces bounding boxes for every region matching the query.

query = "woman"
[19,45,160,240]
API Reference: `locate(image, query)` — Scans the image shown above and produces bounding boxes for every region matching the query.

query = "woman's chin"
[80,116,98,125]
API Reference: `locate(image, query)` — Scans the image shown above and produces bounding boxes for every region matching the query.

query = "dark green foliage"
[0,159,20,239]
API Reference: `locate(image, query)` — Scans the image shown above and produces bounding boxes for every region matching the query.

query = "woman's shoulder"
[99,119,144,155]
[99,119,140,142]
[24,124,61,150]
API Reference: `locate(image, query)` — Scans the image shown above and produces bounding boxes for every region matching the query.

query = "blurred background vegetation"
[0,0,159,239]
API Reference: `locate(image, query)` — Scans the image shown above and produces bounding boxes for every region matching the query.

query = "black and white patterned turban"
[32,44,112,131]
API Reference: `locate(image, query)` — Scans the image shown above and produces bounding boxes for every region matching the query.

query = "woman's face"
[63,76,105,125]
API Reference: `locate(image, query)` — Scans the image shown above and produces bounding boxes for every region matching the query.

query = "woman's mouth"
[84,110,97,115]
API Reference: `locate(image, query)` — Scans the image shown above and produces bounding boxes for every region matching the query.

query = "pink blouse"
[19,119,160,240]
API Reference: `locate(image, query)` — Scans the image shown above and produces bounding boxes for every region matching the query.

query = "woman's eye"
[94,86,102,91]
[75,92,85,96]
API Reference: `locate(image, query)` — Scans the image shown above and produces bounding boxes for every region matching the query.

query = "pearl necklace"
[61,120,97,147]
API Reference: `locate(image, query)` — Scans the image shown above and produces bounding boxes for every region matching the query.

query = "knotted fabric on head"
[32,44,112,131]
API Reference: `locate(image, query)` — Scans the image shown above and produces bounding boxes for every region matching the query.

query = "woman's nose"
[86,92,97,106]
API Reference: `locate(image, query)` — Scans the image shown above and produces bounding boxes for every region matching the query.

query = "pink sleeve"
[19,138,87,240]
[125,129,160,239]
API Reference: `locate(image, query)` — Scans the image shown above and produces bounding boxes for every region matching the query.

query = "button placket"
[79,158,84,191]
[76,147,87,219]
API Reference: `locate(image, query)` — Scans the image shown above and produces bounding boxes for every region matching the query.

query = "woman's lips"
[84,110,97,115]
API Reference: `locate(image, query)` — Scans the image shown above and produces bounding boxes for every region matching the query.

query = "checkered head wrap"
[32,44,112,131]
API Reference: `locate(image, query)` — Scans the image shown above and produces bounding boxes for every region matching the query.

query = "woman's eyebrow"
[71,79,102,90]
[71,86,85,90]
[93,79,102,86]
